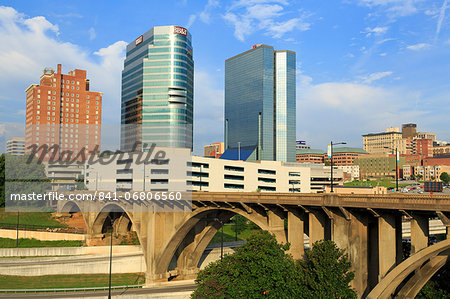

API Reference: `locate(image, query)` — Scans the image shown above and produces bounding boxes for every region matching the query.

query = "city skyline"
[0,1,449,155]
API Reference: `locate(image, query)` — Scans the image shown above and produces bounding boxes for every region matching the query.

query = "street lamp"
[384,147,399,191]
[237,142,241,161]
[329,141,346,193]
[199,164,203,191]
[106,215,114,299]
[203,218,224,259]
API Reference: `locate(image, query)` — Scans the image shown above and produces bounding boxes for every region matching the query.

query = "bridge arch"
[155,206,270,277]
[91,203,136,236]
[58,201,88,232]
[367,238,450,299]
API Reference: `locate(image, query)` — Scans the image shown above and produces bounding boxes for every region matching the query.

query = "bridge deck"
[193,192,450,212]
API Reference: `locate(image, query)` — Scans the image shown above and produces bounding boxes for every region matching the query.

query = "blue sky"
[0,0,449,154]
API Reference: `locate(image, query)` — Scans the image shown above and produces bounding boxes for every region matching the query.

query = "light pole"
[16,211,19,248]
[107,215,114,299]
[237,142,241,161]
[199,164,203,191]
[384,147,399,191]
[329,141,346,193]
[143,163,146,192]
[234,216,238,241]
[204,218,224,259]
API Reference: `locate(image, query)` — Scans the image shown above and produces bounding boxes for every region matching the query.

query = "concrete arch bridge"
[58,192,450,298]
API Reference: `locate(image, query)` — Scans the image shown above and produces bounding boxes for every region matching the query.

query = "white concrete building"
[338,165,360,181]
[84,154,342,194]
[45,163,84,191]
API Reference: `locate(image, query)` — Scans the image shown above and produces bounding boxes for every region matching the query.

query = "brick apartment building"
[422,155,450,166]
[25,64,102,161]
[323,147,368,166]
[296,149,325,164]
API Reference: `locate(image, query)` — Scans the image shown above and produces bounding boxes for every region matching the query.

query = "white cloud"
[223,1,311,41]
[223,12,252,41]
[186,0,219,28]
[357,0,420,17]
[269,18,309,38]
[360,71,393,83]
[435,0,448,41]
[88,27,96,40]
[186,14,197,28]
[406,43,431,50]
[0,6,127,124]
[296,79,430,148]
[364,26,388,36]
[24,16,59,35]
[199,0,220,23]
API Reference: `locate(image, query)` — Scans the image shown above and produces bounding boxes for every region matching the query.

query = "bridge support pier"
[308,208,328,247]
[268,209,287,244]
[377,213,402,281]
[331,209,369,297]
[287,210,304,259]
[411,214,429,254]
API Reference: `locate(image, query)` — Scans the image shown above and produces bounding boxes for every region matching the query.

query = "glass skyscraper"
[224,44,296,162]
[121,26,193,151]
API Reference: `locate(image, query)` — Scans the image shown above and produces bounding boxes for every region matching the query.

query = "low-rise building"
[338,165,360,181]
[411,138,433,157]
[354,153,406,179]
[83,153,343,194]
[417,132,436,141]
[204,142,224,158]
[6,137,25,156]
[296,149,324,164]
[433,144,450,156]
[414,165,450,181]
[423,155,450,166]
[323,147,368,166]
[295,140,310,150]
[324,185,387,194]
[45,163,84,191]
[363,127,402,154]
[402,165,414,180]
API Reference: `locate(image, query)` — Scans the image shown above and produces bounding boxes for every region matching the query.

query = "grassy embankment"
[0,237,82,248]
[0,273,145,290]
[0,208,82,247]
[210,223,260,244]
[344,179,410,189]
[0,208,66,227]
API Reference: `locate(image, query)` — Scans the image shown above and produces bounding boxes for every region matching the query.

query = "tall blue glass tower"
[121,26,193,151]
[224,44,295,162]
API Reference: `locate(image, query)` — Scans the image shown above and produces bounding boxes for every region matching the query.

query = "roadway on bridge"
[0,282,196,298]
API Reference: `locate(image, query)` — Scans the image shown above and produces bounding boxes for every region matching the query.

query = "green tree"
[192,231,356,299]
[231,215,247,235]
[192,230,303,298]
[440,172,450,185]
[75,175,87,190]
[3,154,51,209]
[417,263,450,298]
[299,240,357,298]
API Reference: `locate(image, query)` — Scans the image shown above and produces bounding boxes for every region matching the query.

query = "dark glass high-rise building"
[224,44,296,162]
[121,26,193,150]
